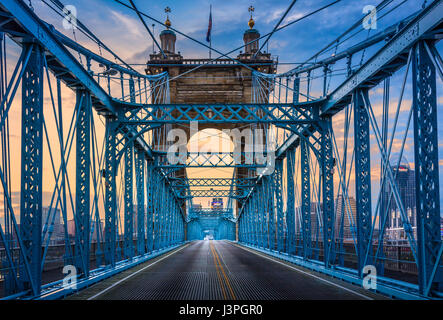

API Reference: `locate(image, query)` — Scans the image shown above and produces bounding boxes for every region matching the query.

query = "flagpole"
[209,5,212,59]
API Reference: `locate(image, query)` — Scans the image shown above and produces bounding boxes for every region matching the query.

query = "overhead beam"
[171,178,256,188]
[121,101,321,124]
[0,0,115,113]
[322,0,443,115]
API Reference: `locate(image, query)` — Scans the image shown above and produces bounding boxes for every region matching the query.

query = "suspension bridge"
[0,0,442,300]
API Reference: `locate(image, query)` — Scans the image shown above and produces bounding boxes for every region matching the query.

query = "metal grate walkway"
[67,241,385,300]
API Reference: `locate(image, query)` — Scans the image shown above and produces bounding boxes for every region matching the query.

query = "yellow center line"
[210,241,228,300]
[211,241,236,300]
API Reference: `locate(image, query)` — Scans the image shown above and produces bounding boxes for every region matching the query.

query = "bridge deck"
[67,241,385,300]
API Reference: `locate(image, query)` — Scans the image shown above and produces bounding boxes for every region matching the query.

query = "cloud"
[109,10,144,39]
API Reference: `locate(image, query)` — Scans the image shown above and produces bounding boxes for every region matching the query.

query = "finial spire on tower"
[165,6,171,29]
[248,5,255,29]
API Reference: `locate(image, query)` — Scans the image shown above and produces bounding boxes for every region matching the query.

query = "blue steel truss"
[0,0,441,301]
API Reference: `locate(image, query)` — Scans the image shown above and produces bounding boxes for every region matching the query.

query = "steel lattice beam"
[104,119,118,266]
[135,148,146,255]
[120,102,320,124]
[177,189,247,198]
[19,43,43,295]
[146,162,154,253]
[300,139,311,259]
[123,139,134,259]
[353,90,373,274]
[170,178,255,188]
[75,90,91,277]
[286,147,296,255]
[0,0,114,113]
[322,0,443,115]
[155,152,268,168]
[274,160,284,252]
[412,41,443,294]
[321,120,335,267]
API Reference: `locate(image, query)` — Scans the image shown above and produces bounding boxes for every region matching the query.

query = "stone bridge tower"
[146,8,278,217]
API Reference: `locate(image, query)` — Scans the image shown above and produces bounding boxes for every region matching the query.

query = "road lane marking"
[210,241,228,300]
[231,242,374,300]
[87,243,190,300]
[212,242,236,300]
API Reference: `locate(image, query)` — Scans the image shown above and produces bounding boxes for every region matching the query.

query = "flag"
[206,6,212,43]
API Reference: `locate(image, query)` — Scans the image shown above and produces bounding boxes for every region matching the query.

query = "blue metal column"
[247,200,252,244]
[267,176,276,250]
[152,170,159,249]
[286,147,296,255]
[159,178,165,248]
[166,189,172,246]
[135,148,146,255]
[243,204,247,243]
[300,139,311,259]
[353,90,373,274]
[75,90,91,276]
[172,202,177,244]
[104,118,118,266]
[259,184,266,248]
[412,41,443,294]
[252,191,258,246]
[123,139,134,259]
[239,214,243,242]
[275,160,284,252]
[146,162,154,252]
[19,43,43,295]
[166,193,171,245]
[321,119,335,267]
[293,76,300,104]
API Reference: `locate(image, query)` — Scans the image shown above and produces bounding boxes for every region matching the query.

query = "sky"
[0,0,442,224]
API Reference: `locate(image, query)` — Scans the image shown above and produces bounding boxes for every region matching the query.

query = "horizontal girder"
[154,152,270,168]
[171,178,256,188]
[0,0,114,113]
[322,0,443,115]
[177,189,247,198]
[119,102,321,124]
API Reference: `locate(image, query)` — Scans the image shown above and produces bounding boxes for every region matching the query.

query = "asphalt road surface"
[67,240,384,300]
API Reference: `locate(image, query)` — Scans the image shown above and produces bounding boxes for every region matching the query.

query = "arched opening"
[186,128,235,210]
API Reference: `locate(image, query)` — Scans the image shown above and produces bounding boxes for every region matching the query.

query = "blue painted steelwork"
[286,147,296,255]
[146,161,154,253]
[188,209,235,241]
[176,189,248,199]
[123,139,134,259]
[412,41,443,294]
[0,0,442,300]
[121,102,320,125]
[155,151,268,168]
[19,43,44,296]
[353,90,373,275]
[104,118,118,267]
[135,147,146,255]
[275,160,284,252]
[320,120,335,266]
[300,139,311,259]
[75,90,91,276]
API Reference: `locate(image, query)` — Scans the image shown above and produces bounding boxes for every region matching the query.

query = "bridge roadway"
[67,240,385,300]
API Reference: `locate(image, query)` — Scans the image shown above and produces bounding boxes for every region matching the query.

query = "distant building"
[335,195,357,240]
[42,207,63,243]
[67,219,76,237]
[382,163,416,240]
[211,198,223,211]
[293,202,322,240]
[42,207,61,226]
